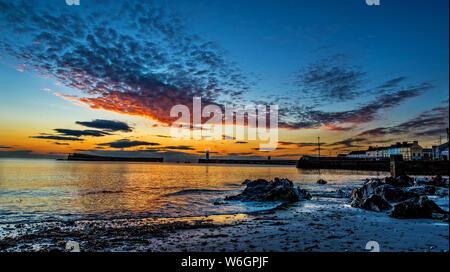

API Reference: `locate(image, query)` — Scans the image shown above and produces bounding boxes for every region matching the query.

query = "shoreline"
[1,180,448,252]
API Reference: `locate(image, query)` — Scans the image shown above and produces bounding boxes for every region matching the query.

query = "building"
[432,142,449,160]
[345,141,423,161]
[366,146,384,160]
[347,150,367,159]
[422,148,433,160]
[384,141,423,160]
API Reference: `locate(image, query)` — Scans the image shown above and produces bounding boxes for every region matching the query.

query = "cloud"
[30,135,83,141]
[163,145,195,150]
[0,146,12,149]
[153,134,172,138]
[327,137,366,148]
[279,81,433,129]
[75,119,133,132]
[0,0,251,127]
[98,139,160,149]
[279,141,325,147]
[54,129,111,137]
[53,142,70,146]
[0,1,438,135]
[293,54,366,102]
[377,76,406,89]
[356,104,449,139]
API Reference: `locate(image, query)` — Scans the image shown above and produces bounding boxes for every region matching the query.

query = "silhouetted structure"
[66,153,163,162]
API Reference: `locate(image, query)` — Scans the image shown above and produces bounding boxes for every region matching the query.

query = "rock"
[404,185,436,196]
[383,175,413,187]
[336,189,350,198]
[414,175,449,188]
[390,196,447,219]
[375,184,415,202]
[350,178,411,211]
[434,187,449,196]
[317,179,327,185]
[360,195,392,212]
[414,178,432,186]
[360,179,384,199]
[297,188,312,200]
[225,178,310,202]
[431,175,449,188]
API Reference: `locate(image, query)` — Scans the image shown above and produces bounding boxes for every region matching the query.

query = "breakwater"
[390,160,449,177]
[296,157,389,171]
[198,159,297,165]
[66,153,164,162]
[296,156,449,176]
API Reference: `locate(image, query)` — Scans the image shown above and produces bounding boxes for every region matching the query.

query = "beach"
[0,160,448,252]
[1,196,448,252]
[1,179,448,252]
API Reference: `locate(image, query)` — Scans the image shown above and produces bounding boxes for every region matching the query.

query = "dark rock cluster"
[349,175,449,220]
[225,178,311,203]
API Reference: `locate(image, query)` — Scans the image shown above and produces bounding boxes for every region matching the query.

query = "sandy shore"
[144,198,448,252]
[1,194,448,252]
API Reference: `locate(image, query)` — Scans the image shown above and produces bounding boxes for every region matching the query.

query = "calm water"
[0,159,386,224]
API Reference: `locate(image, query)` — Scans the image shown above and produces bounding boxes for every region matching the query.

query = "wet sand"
[1,196,448,252]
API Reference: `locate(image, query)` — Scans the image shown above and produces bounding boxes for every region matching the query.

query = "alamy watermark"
[170,97,279,151]
[365,0,380,6]
[66,0,80,5]
[365,241,380,252]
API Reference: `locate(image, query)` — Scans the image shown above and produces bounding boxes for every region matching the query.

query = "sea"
[0,158,388,226]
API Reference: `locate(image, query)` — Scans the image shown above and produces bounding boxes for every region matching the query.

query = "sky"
[0,0,448,161]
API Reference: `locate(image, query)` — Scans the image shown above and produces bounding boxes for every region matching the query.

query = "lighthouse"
[205,148,210,160]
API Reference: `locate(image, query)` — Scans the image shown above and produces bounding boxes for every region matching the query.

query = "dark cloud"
[163,145,195,150]
[279,81,433,129]
[53,142,70,146]
[235,141,248,144]
[327,137,366,148]
[377,76,406,89]
[293,54,366,102]
[98,139,160,149]
[153,134,172,138]
[0,146,12,149]
[75,119,133,132]
[30,135,83,141]
[54,129,111,137]
[0,1,438,134]
[279,141,325,147]
[0,0,251,126]
[356,104,449,139]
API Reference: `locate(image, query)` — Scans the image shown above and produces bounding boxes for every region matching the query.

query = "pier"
[66,153,164,162]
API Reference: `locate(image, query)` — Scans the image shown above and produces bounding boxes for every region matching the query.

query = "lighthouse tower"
[205,148,210,160]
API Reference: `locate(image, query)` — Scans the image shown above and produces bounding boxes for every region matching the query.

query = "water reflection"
[0,159,386,224]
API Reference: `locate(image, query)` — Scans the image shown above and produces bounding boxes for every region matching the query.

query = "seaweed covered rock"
[389,196,447,219]
[350,179,412,211]
[225,178,311,202]
[316,179,327,185]
[375,184,416,202]
[360,195,392,212]
[383,175,414,187]
[414,175,449,188]
[403,185,437,196]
